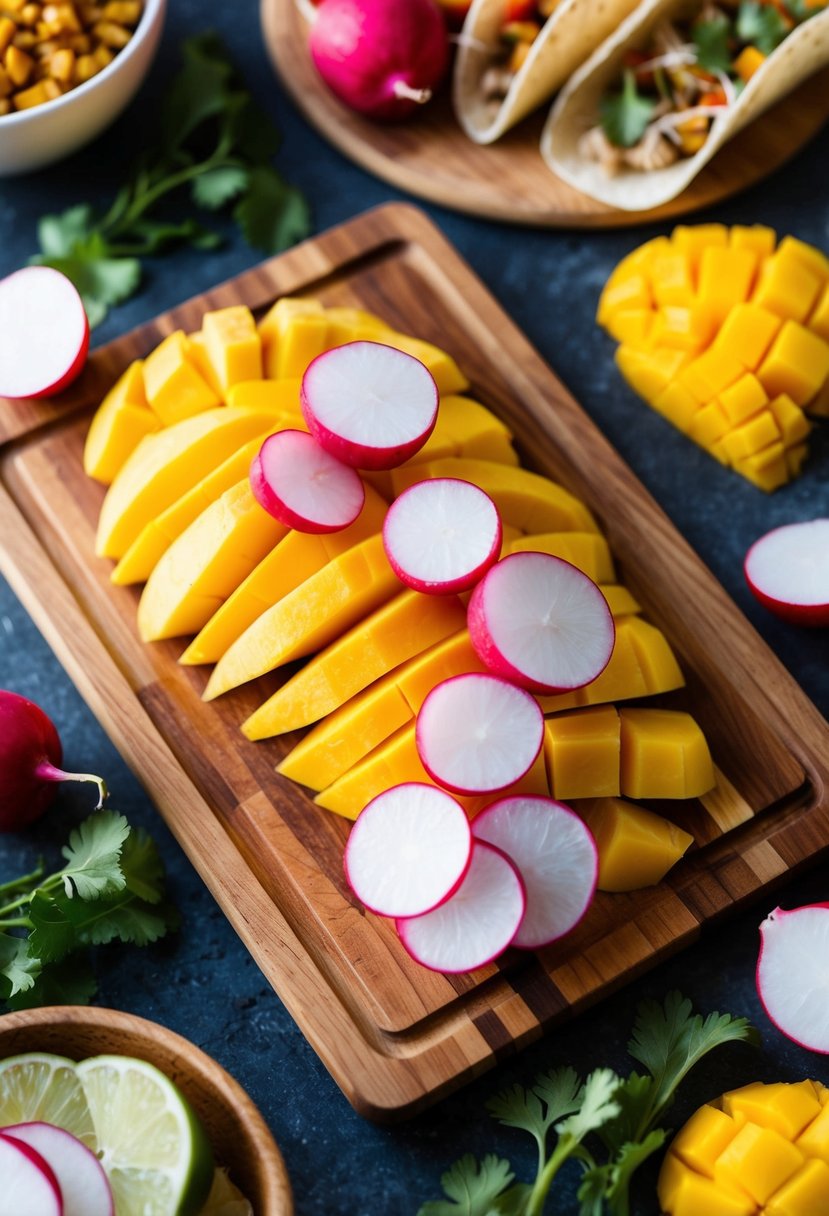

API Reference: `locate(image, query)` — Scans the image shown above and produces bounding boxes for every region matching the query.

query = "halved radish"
[744,520,829,626]
[467,551,615,694]
[396,840,525,973]
[0,267,89,400]
[382,478,502,594]
[344,782,472,918]
[249,429,365,533]
[472,796,598,949]
[0,1132,63,1215]
[415,673,543,795]
[301,341,439,470]
[756,904,829,1052]
[2,1124,112,1216]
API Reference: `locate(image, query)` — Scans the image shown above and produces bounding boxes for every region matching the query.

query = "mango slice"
[201,305,263,390]
[507,530,615,582]
[578,798,693,891]
[143,331,221,424]
[544,706,621,800]
[83,360,160,485]
[619,708,715,799]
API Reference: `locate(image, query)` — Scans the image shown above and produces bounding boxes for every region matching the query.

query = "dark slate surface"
[2,2,829,1212]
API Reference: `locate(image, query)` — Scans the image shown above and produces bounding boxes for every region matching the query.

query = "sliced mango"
[508,530,615,582]
[619,708,715,799]
[225,378,303,416]
[201,305,262,390]
[257,296,325,379]
[544,706,620,800]
[597,584,641,617]
[83,361,160,485]
[143,331,221,424]
[380,332,469,395]
[578,797,693,891]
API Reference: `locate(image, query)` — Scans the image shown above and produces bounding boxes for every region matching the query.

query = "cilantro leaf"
[736,0,791,53]
[556,1069,621,1144]
[417,1153,515,1216]
[600,70,657,149]
[692,12,734,72]
[604,1130,667,1215]
[161,32,237,154]
[0,935,40,997]
[37,205,95,258]
[119,828,167,904]
[577,1165,613,1216]
[60,810,131,900]
[597,1072,654,1152]
[192,165,250,211]
[233,166,313,255]
[6,959,97,1010]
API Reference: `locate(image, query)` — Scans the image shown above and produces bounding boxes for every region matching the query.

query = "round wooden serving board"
[263,0,829,229]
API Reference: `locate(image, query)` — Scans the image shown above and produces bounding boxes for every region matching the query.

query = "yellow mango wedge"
[243,589,467,740]
[381,332,469,395]
[203,532,400,701]
[83,361,160,485]
[508,531,615,581]
[544,706,621,800]
[137,479,288,642]
[578,797,693,891]
[143,331,221,424]
[619,708,715,799]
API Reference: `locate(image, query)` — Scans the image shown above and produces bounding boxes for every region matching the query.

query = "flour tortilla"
[452,0,644,143]
[541,0,829,209]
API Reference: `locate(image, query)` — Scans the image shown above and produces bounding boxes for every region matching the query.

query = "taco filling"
[478,1,562,115]
[580,0,827,174]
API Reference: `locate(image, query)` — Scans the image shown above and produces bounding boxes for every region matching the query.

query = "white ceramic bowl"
[0,0,166,177]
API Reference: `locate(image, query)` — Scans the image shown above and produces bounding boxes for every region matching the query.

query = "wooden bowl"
[0,1005,293,1215]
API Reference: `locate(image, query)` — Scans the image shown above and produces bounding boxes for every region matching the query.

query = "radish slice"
[756,904,829,1052]
[467,551,615,694]
[0,267,89,400]
[249,429,365,534]
[416,673,543,795]
[396,841,525,973]
[472,796,598,949]
[0,1132,63,1215]
[301,341,439,470]
[744,520,829,627]
[2,1124,112,1216]
[344,782,472,918]
[382,478,502,594]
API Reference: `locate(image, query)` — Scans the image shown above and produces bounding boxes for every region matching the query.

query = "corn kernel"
[47,44,72,78]
[19,3,41,23]
[73,48,97,78]
[0,63,11,95]
[92,38,111,64]
[12,73,58,105]
[11,28,36,46]
[5,41,34,83]
[0,15,15,54]
[102,0,140,18]
[0,96,11,113]
[91,17,127,45]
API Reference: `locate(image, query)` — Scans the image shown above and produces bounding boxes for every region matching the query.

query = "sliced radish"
[744,519,829,627]
[344,782,472,918]
[382,478,502,594]
[249,429,365,534]
[472,796,598,949]
[0,267,89,400]
[301,341,439,470]
[467,551,615,694]
[756,904,829,1052]
[416,673,543,796]
[0,1132,63,1215]
[2,1124,111,1216]
[396,840,525,973]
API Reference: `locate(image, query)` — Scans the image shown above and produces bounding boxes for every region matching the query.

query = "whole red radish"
[744,519,829,626]
[0,690,107,832]
[309,0,450,121]
[0,267,89,400]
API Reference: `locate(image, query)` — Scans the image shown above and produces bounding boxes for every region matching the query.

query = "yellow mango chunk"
[268,313,330,380]
[715,1123,804,1205]
[757,321,829,407]
[752,250,823,323]
[323,306,393,347]
[142,331,221,424]
[796,1102,829,1163]
[777,235,829,285]
[719,373,769,426]
[653,381,701,434]
[659,1153,757,1216]
[697,246,759,327]
[650,304,713,354]
[225,378,303,416]
[201,306,262,390]
[599,235,670,300]
[688,400,730,451]
[257,296,324,376]
[544,706,620,800]
[722,411,781,465]
[436,393,513,448]
[672,1103,741,1176]
[734,442,789,493]
[186,332,224,397]
[508,531,615,582]
[179,484,388,666]
[578,797,693,892]
[766,1159,829,1216]
[83,361,159,485]
[725,1083,822,1141]
[730,224,776,258]
[136,480,288,642]
[807,283,829,342]
[204,532,399,700]
[603,307,654,347]
[379,332,469,395]
[786,444,809,479]
[596,274,652,326]
[651,251,694,306]
[623,616,685,695]
[712,303,783,371]
[769,394,810,447]
[677,346,745,405]
[241,589,467,739]
[615,346,690,406]
[313,722,433,820]
[672,223,728,273]
[619,708,715,799]
[599,584,641,617]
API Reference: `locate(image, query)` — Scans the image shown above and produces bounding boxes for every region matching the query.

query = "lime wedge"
[0,1052,95,1147]
[76,1054,214,1216]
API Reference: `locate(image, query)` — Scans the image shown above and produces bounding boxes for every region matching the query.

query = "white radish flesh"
[382,477,502,594]
[2,1124,112,1216]
[0,267,89,400]
[301,341,439,470]
[0,1132,63,1216]
[472,796,598,948]
[415,673,543,795]
[756,904,829,1053]
[744,519,829,627]
[249,429,365,534]
[467,551,615,693]
[344,782,472,918]
[396,841,525,972]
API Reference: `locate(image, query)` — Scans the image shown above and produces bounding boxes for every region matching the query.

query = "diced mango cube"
[83,360,159,485]
[596,273,652,326]
[615,346,689,406]
[697,246,758,327]
[725,1082,823,1141]
[718,373,768,425]
[677,346,745,404]
[619,708,715,799]
[766,1158,829,1216]
[688,400,730,450]
[734,45,766,81]
[225,378,303,416]
[752,250,822,323]
[268,313,330,379]
[710,435,732,466]
[323,306,392,347]
[382,332,469,395]
[623,616,685,694]
[672,1103,741,1176]
[578,797,693,892]
[730,224,776,258]
[807,282,829,341]
[186,332,224,396]
[599,583,640,617]
[659,1156,757,1216]
[796,1099,829,1163]
[712,302,782,370]
[652,380,701,433]
[672,223,729,275]
[142,331,221,424]
[776,235,829,285]
[544,706,621,800]
[722,410,780,464]
[201,305,262,391]
[734,442,789,492]
[785,443,809,478]
[757,321,829,407]
[714,1123,804,1205]
[651,252,694,306]
[604,307,654,347]
[600,235,671,298]
[651,304,713,354]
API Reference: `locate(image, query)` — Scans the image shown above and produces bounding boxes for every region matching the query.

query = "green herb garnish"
[692,11,734,72]
[736,0,793,53]
[600,69,657,149]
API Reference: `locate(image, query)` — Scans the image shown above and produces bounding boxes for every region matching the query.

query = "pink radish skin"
[396,840,526,973]
[0,1132,63,1216]
[416,673,543,796]
[301,341,439,471]
[382,478,502,595]
[344,782,472,918]
[0,691,107,833]
[0,267,88,400]
[2,1124,113,1216]
[467,551,615,694]
[756,903,829,1053]
[308,0,450,121]
[744,520,829,627]
[472,796,598,949]
[249,429,365,534]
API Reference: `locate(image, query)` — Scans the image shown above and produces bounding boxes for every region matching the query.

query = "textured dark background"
[2,3,829,1212]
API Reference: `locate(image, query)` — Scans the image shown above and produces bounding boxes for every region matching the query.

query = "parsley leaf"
[600,70,657,149]
[418,1153,515,1216]
[736,0,792,53]
[692,12,734,72]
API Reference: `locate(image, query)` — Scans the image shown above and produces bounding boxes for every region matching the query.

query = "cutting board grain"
[262,0,829,229]
[2,204,829,1119]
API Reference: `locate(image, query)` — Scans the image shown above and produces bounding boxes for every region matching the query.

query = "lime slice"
[199,1167,253,1215]
[76,1054,214,1216]
[0,1052,95,1147]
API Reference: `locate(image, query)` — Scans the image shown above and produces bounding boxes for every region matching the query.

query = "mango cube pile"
[598,224,829,491]
[659,1081,829,1215]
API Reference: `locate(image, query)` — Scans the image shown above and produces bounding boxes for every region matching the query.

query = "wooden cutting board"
[2,203,829,1120]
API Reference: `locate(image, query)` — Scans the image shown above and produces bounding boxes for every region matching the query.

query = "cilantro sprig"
[31,34,312,328]
[599,70,657,149]
[418,992,757,1216]
[0,810,179,1010]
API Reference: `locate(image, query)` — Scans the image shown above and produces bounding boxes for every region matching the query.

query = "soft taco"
[541,0,829,209]
[452,0,644,143]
